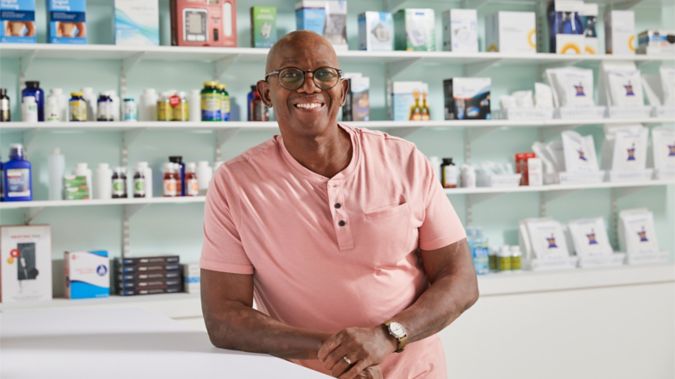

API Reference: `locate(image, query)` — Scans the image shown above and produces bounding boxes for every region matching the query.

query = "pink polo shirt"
[201,124,466,378]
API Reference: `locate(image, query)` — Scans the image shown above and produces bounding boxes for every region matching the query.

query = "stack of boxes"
[115,255,183,296]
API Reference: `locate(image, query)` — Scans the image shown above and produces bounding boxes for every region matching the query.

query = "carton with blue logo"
[64,250,110,299]
[47,0,87,44]
[0,0,37,43]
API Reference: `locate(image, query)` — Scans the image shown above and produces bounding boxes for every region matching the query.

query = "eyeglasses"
[265,66,343,91]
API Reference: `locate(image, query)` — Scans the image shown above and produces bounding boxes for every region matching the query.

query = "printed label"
[112,179,125,196]
[134,178,145,196]
[6,168,30,197]
[201,94,221,121]
[163,179,177,197]
[187,179,199,196]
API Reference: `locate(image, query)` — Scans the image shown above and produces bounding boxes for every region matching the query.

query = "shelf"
[444,180,675,195]
[386,0,671,11]
[1,43,673,66]
[0,196,205,210]
[1,117,674,134]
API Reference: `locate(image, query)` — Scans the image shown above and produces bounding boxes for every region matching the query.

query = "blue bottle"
[22,81,45,121]
[3,144,32,202]
[467,228,490,275]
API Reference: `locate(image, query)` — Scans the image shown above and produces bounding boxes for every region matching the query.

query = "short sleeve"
[416,151,466,251]
[200,169,254,275]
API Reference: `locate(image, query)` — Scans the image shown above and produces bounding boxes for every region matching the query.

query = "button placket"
[327,180,353,250]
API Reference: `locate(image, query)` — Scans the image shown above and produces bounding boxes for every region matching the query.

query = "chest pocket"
[351,202,415,267]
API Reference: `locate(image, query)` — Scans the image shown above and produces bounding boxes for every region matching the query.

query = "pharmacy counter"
[0,307,328,379]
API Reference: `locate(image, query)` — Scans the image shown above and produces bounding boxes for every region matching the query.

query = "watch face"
[389,322,406,338]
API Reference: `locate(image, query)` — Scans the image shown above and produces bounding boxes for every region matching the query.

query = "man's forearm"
[204,301,330,359]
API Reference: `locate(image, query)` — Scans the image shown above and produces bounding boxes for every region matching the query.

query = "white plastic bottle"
[45,96,61,122]
[81,87,97,122]
[75,163,93,200]
[51,88,69,121]
[22,96,38,122]
[48,148,65,200]
[428,156,442,181]
[461,164,476,188]
[136,161,153,198]
[140,88,158,121]
[94,163,113,200]
[197,161,213,195]
[105,90,121,121]
[190,89,201,122]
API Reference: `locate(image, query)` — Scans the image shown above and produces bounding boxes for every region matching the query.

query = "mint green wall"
[1,0,673,281]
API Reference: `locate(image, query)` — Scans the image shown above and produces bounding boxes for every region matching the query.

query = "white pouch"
[606,69,644,106]
[562,131,599,172]
[568,218,613,257]
[660,66,675,106]
[619,208,660,254]
[534,82,554,108]
[551,67,595,107]
[652,127,675,171]
[602,124,648,171]
[525,219,571,259]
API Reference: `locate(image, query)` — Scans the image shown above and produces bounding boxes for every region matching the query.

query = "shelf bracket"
[121,129,144,167]
[463,58,500,77]
[386,58,420,77]
[121,203,147,258]
[213,56,240,81]
[24,207,45,225]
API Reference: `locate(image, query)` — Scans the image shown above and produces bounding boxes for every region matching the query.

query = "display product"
[47,0,86,44]
[605,10,635,55]
[541,0,585,55]
[394,8,435,51]
[442,9,478,52]
[21,96,37,122]
[637,29,675,55]
[295,1,347,50]
[561,131,599,173]
[115,255,183,296]
[580,3,598,54]
[183,263,200,294]
[48,148,65,200]
[0,225,52,303]
[522,218,570,259]
[113,0,159,46]
[22,81,44,121]
[441,158,459,189]
[601,62,644,107]
[358,11,393,51]
[171,0,237,47]
[567,218,613,256]
[546,67,595,107]
[94,163,112,200]
[0,0,36,43]
[3,144,32,202]
[342,73,369,122]
[387,81,428,121]
[651,127,675,173]
[443,78,491,120]
[486,11,536,53]
[0,88,10,122]
[64,250,109,299]
[250,6,276,48]
[601,124,648,172]
[618,208,659,254]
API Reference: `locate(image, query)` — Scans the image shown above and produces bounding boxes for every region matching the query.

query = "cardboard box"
[47,0,87,44]
[394,8,435,51]
[580,3,598,55]
[486,11,536,53]
[442,9,478,53]
[443,78,491,120]
[358,11,393,51]
[183,263,200,294]
[342,73,370,122]
[1,225,52,303]
[539,0,585,55]
[250,6,277,48]
[113,0,159,46]
[637,29,675,56]
[170,0,237,47]
[64,250,110,299]
[605,10,635,55]
[388,81,429,121]
[0,0,37,43]
[295,0,347,50]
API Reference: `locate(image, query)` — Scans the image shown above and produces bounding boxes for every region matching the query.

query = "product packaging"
[170,0,237,47]
[295,0,324,35]
[605,10,635,55]
[521,218,571,259]
[618,208,659,254]
[358,11,393,51]
[0,0,37,43]
[601,124,648,172]
[651,127,675,176]
[637,30,675,56]
[568,218,613,257]
[183,262,200,294]
[47,0,87,44]
[114,255,183,296]
[600,62,644,107]
[394,8,435,51]
[561,131,599,173]
[113,0,159,46]
[64,250,110,299]
[64,175,89,200]
[546,67,595,107]
[486,11,536,53]
[0,225,52,303]
[387,81,429,121]
[250,6,277,48]
[443,78,491,120]
[535,82,554,108]
[342,73,370,122]
[541,0,585,54]
[295,0,347,50]
[442,9,478,53]
[580,3,598,55]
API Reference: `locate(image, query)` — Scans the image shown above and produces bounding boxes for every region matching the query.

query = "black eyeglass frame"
[264,66,344,90]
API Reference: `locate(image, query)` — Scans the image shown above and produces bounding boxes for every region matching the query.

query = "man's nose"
[298,72,321,94]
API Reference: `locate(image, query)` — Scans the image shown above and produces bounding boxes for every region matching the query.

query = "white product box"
[619,208,659,255]
[64,250,110,299]
[183,262,200,294]
[358,12,393,51]
[442,9,478,53]
[486,11,536,54]
[113,0,159,46]
[605,10,635,55]
[568,218,613,257]
[580,3,599,55]
[387,81,429,121]
[394,8,435,51]
[0,225,52,303]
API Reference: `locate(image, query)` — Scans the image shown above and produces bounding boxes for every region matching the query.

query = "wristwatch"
[384,321,408,353]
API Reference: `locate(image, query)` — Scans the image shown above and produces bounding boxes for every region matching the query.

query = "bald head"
[265,31,339,73]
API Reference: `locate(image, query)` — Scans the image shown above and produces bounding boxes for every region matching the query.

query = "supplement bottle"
[3,144,32,202]
[497,246,512,271]
[48,148,65,200]
[163,163,178,197]
[171,92,189,122]
[185,162,199,196]
[218,83,231,121]
[157,92,172,121]
[441,158,459,189]
[21,81,44,121]
[169,156,185,196]
[0,88,11,122]
[22,96,38,123]
[69,92,87,122]
[133,164,146,198]
[97,93,115,122]
[112,167,128,199]
[510,246,522,271]
[201,81,221,121]
[122,98,137,121]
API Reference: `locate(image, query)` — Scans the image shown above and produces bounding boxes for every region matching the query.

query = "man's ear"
[339,78,350,106]
[256,80,272,107]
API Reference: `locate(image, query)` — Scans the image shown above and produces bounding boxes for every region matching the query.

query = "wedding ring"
[342,356,352,365]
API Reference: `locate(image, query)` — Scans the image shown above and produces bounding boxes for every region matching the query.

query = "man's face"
[258,35,348,137]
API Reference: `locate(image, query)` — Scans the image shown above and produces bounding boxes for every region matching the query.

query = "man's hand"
[357,366,383,379]
[317,326,396,378]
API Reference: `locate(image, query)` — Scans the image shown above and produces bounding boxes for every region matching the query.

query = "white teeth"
[296,103,322,109]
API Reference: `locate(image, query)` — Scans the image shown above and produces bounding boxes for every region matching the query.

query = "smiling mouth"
[293,102,326,111]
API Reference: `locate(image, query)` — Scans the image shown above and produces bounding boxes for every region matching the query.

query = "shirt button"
[338,220,346,227]
[334,203,342,209]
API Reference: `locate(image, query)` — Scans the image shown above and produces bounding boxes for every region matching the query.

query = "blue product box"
[0,0,37,43]
[65,250,110,299]
[47,0,87,44]
[295,0,325,35]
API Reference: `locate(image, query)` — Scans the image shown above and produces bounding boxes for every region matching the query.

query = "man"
[200,31,478,379]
